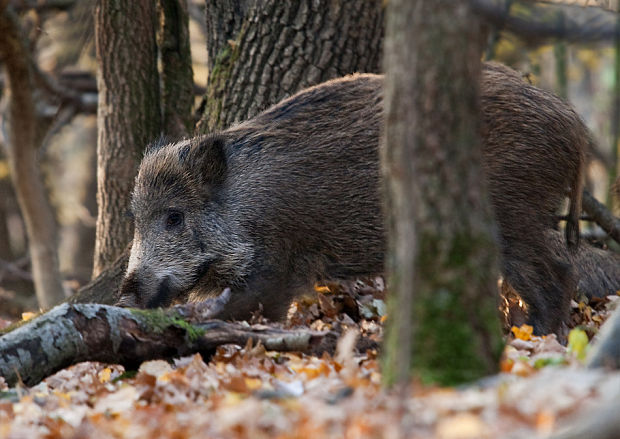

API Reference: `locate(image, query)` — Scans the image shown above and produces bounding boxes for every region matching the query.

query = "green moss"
[413,287,493,385]
[129,308,173,333]
[398,231,503,386]
[128,308,205,342]
[0,311,44,336]
[170,317,206,342]
[199,25,245,133]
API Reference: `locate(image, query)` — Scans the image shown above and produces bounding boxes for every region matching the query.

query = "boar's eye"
[165,210,184,230]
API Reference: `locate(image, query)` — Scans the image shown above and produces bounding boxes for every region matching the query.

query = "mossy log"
[0,303,329,387]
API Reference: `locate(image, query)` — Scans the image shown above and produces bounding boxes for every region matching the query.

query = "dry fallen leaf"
[511,324,533,341]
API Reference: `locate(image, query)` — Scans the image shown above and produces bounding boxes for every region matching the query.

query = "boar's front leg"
[190,268,306,322]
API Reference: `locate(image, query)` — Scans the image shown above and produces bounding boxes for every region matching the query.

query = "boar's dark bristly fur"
[481,62,586,334]
[118,64,585,335]
[118,74,385,320]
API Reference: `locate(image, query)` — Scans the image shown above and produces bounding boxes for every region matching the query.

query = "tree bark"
[204,0,255,71]
[587,304,620,370]
[158,0,194,137]
[67,245,129,305]
[0,2,66,308]
[93,0,162,277]
[198,0,384,133]
[0,302,330,387]
[381,0,502,387]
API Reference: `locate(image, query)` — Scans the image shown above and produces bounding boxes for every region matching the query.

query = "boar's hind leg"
[502,243,574,335]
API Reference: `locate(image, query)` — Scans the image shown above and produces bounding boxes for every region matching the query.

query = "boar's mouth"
[146,276,175,308]
[147,258,215,308]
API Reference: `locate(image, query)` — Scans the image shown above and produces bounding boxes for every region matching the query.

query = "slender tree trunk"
[0,175,14,261]
[198,0,384,133]
[554,41,568,100]
[158,0,194,137]
[0,2,65,308]
[611,11,620,207]
[93,0,162,277]
[381,0,502,386]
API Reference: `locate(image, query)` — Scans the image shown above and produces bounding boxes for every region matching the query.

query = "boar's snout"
[117,269,176,309]
[116,271,142,307]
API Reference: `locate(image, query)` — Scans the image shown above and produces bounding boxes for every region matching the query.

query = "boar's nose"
[145,276,174,308]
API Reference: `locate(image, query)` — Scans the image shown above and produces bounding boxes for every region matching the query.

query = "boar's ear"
[180,135,227,184]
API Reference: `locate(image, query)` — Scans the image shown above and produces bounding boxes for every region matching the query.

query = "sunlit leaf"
[567,328,589,361]
[98,368,112,384]
[511,324,533,341]
[21,312,36,322]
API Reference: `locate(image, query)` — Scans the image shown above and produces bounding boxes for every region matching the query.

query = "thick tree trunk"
[198,0,384,133]
[0,3,66,308]
[204,0,255,71]
[381,0,502,386]
[158,0,194,137]
[93,0,162,277]
[0,302,330,387]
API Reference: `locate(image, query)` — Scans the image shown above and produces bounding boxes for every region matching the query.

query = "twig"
[582,189,620,244]
[9,0,76,13]
[0,257,33,282]
[30,62,97,114]
[471,0,620,43]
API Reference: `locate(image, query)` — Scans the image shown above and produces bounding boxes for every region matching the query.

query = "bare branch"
[31,63,97,114]
[9,0,76,13]
[472,0,620,43]
[582,190,620,244]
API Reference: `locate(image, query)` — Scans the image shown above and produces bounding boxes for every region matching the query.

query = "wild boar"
[118,63,585,335]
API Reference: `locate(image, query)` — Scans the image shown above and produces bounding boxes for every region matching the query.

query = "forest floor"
[0,278,618,439]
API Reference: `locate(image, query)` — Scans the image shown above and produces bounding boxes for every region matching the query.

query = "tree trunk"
[204,0,255,71]
[0,3,66,309]
[67,245,129,305]
[0,174,15,261]
[93,0,162,277]
[611,10,620,204]
[158,0,194,137]
[381,0,502,387]
[198,0,384,133]
[587,303,620,370]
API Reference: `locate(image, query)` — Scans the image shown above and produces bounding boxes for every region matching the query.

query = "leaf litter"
[0,277,618,438]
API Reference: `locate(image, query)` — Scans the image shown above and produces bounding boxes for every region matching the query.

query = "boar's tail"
[565,183,581,251]
[565,134,587,251]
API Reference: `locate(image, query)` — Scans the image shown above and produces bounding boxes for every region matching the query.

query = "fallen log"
[0,302,330,387]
